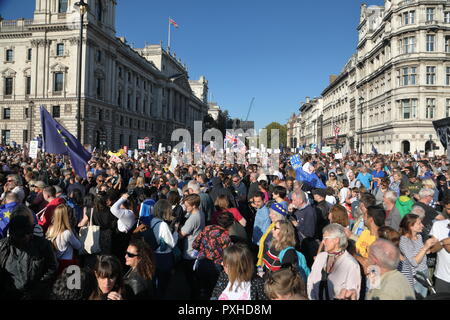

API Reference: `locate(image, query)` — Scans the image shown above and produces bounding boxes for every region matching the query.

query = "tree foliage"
[264,122,287,148]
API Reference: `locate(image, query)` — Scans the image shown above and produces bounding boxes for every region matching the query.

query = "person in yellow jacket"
[257,203,288,271]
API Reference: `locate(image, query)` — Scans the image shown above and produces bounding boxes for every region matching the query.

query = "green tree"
[264,122,287,148]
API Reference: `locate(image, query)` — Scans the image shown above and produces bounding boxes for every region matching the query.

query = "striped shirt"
[399,234,428,286]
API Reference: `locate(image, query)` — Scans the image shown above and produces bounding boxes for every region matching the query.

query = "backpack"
[279,246,311,282]
[142,218,165,251]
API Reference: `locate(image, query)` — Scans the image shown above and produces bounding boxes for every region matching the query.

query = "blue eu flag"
[40,106,91,178]
[290,155,326,189]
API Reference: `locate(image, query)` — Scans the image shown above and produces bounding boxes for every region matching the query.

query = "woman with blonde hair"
[261,220,310,280]
[211,243,266,300]
[421,178,439,208]
[46,204,81,275]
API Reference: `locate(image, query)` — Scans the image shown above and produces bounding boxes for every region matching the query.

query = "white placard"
[162,147,166,152]
[138,139,146,150]
[322,146,332,153]
[274,149,280,154]
[29,141,39,159]
[134,149,139,160]
[267,149,272,154]
[335,153,343,160]
[428,152,434,158]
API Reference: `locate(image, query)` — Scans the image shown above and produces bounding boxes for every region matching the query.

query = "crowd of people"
[0,146,449,300]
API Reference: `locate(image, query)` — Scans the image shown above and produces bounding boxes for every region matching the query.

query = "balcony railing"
[0,19,33,32]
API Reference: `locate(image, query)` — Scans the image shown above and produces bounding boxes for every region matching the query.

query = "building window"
[426,66,436,85]
[56,43,65,56]
[136,97,140,111]
[127,94,131,109]
[426,35,435,52]
[136,77,139,87]
[447,67,450,85]
[99,109,103,121]
[119,134,124,146]
[120,116,124,126]
[118,67,122,78]
[447,99,450,117]
[4,78,13,95]
[446,37,450,53]
[96,0,103,22]
[426,8,435,21]
[3,108,10,120]
[26,76,31,95]
[117,90,122,106]
[27,48,32,61]
[96,78,103,97]
[5,49,13,62]
[402,99,417,119]
[426,99,436,119]
[128,72,131,82]
[58,0,68,13]
[52,105,60,118]
[401,36,415,54]
[23,130,28,143]
[446,11,450,23]
[96,50,102,63]
[403,11,415,25]
[25,107,29,118]
[2,130,11,145]
[54,72,64,92]
[401,67,416,86]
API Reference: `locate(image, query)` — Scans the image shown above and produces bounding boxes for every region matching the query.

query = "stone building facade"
[296,0,450,155]
[0,0,208,149]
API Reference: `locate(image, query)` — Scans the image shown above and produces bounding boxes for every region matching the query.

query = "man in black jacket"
[312,188,331,240]
[0,215,57,300]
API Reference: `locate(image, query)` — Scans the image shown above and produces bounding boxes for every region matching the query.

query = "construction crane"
[245,97,255,121]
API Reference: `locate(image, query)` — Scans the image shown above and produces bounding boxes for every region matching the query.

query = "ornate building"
[0,0,208,149]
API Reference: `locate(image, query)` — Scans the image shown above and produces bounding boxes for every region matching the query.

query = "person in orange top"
[37,186,66,233]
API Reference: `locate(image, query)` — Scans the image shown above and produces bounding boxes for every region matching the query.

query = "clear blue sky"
[1,0,384,130]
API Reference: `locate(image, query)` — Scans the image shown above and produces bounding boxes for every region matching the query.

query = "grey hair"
[187,180,201,194]
[292,189,307,203]
[368,239,400,271]
[384,191,398,204]
[410,206,426,219]
[323,223,348,250]
[418,188,434,199]
[7,174,21,186]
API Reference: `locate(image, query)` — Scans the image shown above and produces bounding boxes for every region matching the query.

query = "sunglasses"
[125,252,139,258]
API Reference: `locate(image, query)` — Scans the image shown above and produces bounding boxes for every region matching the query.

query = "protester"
[89,255,126,300]
[46,204,82,275]
[264,266,308,300]
[123,238,156,299]
[308,224,361,300]
[399,214,438,298]
[211,243,266,300]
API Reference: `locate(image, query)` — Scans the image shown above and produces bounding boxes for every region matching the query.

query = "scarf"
[324,250,345,273]
[257,222,275,267]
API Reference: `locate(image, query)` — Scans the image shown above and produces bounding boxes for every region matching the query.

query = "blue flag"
[139,199,156,226]
[40,106,91,178]
[289,155,326,189]
[0,202,18,239]
[372,144,378,155]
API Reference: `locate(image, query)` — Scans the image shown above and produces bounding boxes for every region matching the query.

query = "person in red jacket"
[37,186,65,233]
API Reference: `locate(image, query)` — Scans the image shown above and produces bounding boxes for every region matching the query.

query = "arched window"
[58,0,68,13]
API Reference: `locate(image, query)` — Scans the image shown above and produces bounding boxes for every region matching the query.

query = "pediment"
[50,63,68,72]
[1,68,16,77]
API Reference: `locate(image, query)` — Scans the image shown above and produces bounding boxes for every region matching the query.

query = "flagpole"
[168,17,171,54]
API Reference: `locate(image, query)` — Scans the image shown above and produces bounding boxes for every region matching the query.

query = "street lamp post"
[359,97,364,154]
[28,100,34,142]
[75,0,88,142]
